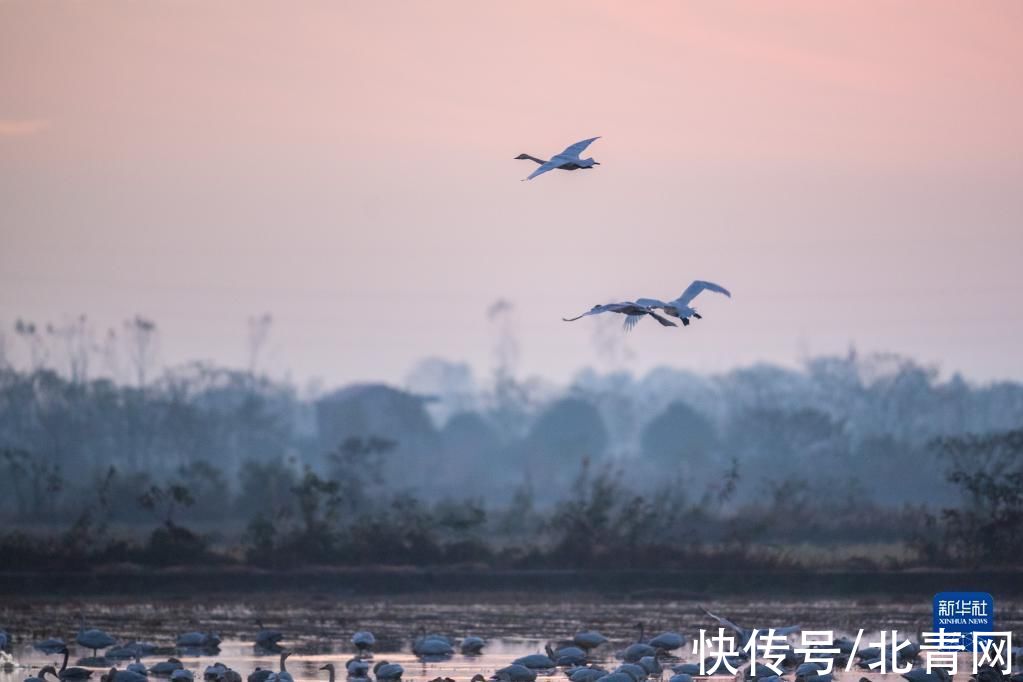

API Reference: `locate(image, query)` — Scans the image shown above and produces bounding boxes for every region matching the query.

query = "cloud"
[0,119,49,137]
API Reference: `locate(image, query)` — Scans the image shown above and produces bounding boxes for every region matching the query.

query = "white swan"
[563,302,677,331]
[265,653,292,682]
[635,280,731,327]
[76,623,116,658]
[572,631,607,652]
[516,137,601,181]
[26,666,60,682]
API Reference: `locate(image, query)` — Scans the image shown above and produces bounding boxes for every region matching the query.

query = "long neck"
[279,655,287,673]
[328,670,335,682]
[60,650,69,673]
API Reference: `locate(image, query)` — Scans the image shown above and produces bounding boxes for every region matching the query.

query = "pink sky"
[2,1,1022,387]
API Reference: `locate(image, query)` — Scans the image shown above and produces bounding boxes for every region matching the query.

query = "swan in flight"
[563,302,677,331]
[635,280,731,327]
[699,606,799,649]
[516,137,600,181]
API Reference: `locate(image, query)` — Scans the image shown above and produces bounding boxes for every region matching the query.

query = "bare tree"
[99,327,120,380]
[14,318,48,371]
[487,298,519,380]
[45,314,93,383]
[486,299,530,437]
[123,315,158,387]
[246,313,273,376]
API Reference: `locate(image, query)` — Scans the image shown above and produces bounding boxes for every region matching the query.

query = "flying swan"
[634,280,731,327]
[562,302,677,331]
[516,137,601,181]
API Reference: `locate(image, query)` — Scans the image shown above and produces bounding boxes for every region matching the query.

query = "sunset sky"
[2,2,1022,388]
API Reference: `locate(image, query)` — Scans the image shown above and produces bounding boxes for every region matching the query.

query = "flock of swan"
[516,137,732,332]
[4,608,1014,682]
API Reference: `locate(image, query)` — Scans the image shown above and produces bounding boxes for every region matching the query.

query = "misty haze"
[1,5,1021,682]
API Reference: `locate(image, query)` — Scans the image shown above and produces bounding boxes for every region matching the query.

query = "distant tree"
[288,466,342,561]
[45,315,93,383]
[929,429,1023,565]
[63,466,117,556]
[14,318,48,371]
[0,448,63,521]
[246,313,273,376]
[525,398,607,483]
[640,401,718,477]
[138,482,195,527]
[236,457,297,518]
[326,436,395,514]
[123,315,158,387]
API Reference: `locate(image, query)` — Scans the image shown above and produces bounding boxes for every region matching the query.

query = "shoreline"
[0,567,1018,597]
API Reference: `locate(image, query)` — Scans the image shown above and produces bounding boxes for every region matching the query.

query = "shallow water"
[2,597,1018,682]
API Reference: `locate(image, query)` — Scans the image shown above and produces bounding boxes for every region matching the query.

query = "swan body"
[266,653,292,682]
[149,661,184,677]
[26,666,60,682]
[647,631,685,651]
[176,632,220,650]
[373,662,403,681]
[614,664,646,682]
[569,670,606,682]
[548,645,586,667]
[58,648,92,680]
[344,659,369,678]
[77,629,116,658]
[637,657,661,675]
[512,654,555,670]
[106,669,147,682]
[621,643,656,663]
[412,636,453,658]
[493,665,536,682]
[595,674,634,682]
[254,623,283,651]
[125,663,147,677]
[350,632,375,653]
[572,632,607,651]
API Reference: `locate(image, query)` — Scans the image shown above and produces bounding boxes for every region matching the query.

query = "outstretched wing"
[700,606,744,637]
[563,304,615,322]
[647,309,678,327]
[558,136,600,159]
[677,280,731,306]
[524,160,561,181]
[769,625,801,636]
[622,306,677,330]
